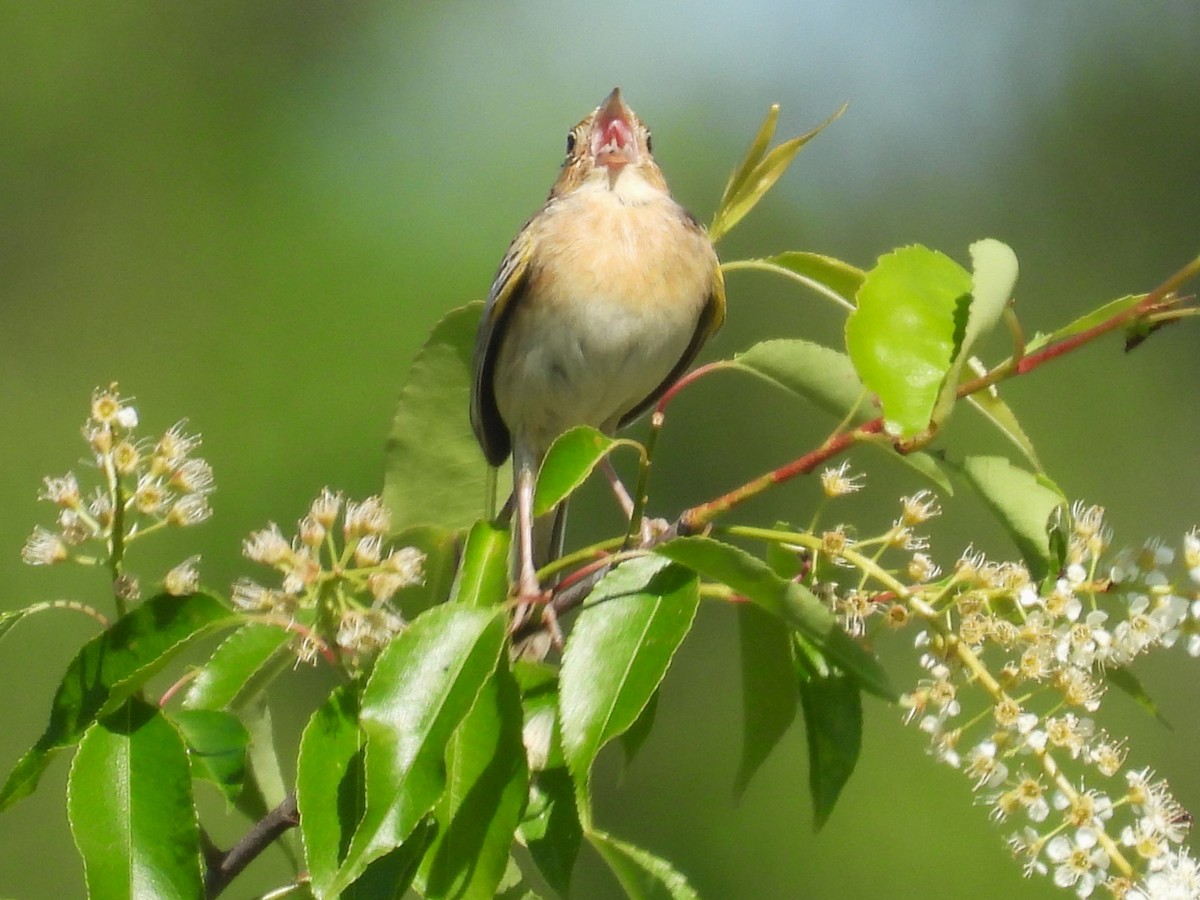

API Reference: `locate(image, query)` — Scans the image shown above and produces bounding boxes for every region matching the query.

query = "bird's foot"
[638,516,671,548]
[509,580,564,657]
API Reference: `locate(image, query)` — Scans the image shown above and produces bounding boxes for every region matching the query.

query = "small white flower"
[966,741,1009,790]
[39,473,81,508]
[1135,847,1200,899]
[819,461,864,497]
[1046,828,1108,897]
[164,555,201,596]
[344,495,390,538]
[244,524,292,567]
[21,527,68,565]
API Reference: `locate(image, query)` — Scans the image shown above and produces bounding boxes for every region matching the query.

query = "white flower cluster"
[21,385,213,599]
[233,488,424,668]
[898,504,1199,898]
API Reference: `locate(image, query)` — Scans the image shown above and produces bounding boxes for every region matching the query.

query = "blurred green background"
[2,3,1198,897]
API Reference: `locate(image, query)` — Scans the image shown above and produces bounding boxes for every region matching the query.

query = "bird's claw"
[510,582,564,655]
[639,516,671,548]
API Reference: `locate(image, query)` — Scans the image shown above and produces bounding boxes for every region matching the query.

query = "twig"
[205,791,300,899]
[683,254,1200,531]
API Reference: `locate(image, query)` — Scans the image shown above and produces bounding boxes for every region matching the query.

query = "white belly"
[496,293,698,456]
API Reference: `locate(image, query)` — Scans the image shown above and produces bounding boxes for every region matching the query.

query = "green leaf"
[729,252,864,309]
[329,604,507,895]
[728,339,873,421]
[965,390,1042,472]
[794,640,862,830]
[351,820,437,900]
[559,557,699,825]
[619,690,658,770]
[724,339,952,493]
[420,662,528,900]
[0,592,236,810]
[297,684,363,897]
[515,661,565,773]
[449,520,511,608]
[586,829,698,900]
[170,708,249,804]
[520,768,581,896]
[534,426,635,518]
[1025,294,1143,353]
[655,537,893,700]
[932,239,1019,425]
[67,699,202,899]
[384,303,500,532]
[957,455,1067,582]
[734,602,797,796]
[297,686,427,899]
[710,103,845,244]
[845,245,972,438]
[183,622,291,712]
[1107,666,1172,729]
[715,103,780,220]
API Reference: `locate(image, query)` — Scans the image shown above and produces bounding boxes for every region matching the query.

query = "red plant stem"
[158,668,200,708]
[551,552,620,596]
[681,419,886,531]
[960,255,1199,395]
[655,361,724,415]
[680,253,1200,532]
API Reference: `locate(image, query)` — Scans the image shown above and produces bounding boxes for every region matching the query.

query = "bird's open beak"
[591,87,638,173]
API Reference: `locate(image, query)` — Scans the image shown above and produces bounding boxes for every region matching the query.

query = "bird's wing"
[470,221,535,466]
[618,254,726,429]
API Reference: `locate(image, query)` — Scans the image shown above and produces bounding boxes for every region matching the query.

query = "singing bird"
[470,87,725,611]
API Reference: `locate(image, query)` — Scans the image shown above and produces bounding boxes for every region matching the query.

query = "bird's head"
[552,88,668,196]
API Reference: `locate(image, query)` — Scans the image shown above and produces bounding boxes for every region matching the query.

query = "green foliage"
[724,339,952,491]
[1,593,236,811]
[558,556,699,824]
[327,604,507,895]
[385,303,499,532]
[794,639,862,832]
[586,828,699,900]
[534,427,635,518]
[709,103,846,244]
[296,683,363,897]
[183,623,292,712]
[3,101,1198,900]
[67,699,203,899]
[417,663,527,900]
[733,602,797,797]
[956,455,1066,582]
[846,245,973,438]
[520,769,581,896]
[729,251,864,308]
[171,708,250,804]
[449,520,511,608]
[656,537,892,699]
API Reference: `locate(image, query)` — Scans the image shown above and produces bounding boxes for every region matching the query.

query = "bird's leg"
[513,446,542,600]
[600,456,636,519]
[509,442,564,651]
[600,457,667,547]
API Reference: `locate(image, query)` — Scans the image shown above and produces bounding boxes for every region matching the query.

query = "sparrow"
[470,87,725,613]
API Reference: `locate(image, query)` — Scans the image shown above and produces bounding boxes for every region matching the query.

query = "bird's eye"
[566,132,576,154]
[645,131,653,153]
